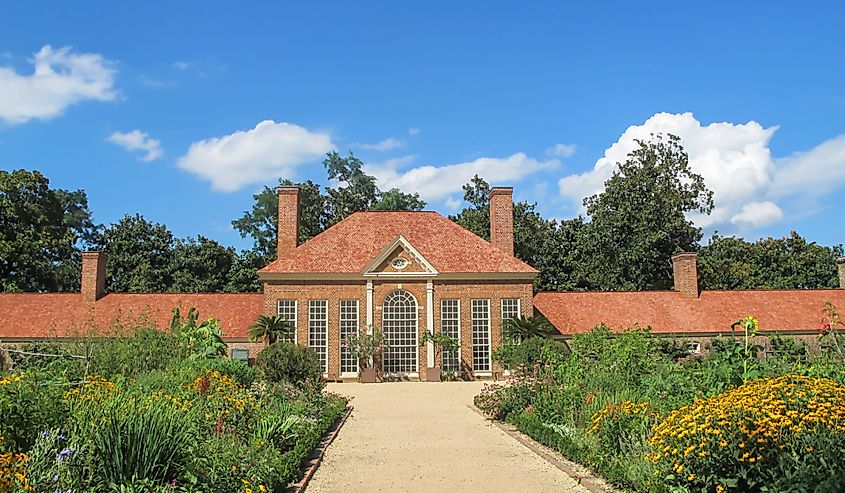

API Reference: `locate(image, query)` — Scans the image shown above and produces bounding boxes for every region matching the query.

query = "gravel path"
[307,381,591,493]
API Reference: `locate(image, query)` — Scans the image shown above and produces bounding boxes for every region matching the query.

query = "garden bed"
[475,316,845,492]
[0,317,349,493]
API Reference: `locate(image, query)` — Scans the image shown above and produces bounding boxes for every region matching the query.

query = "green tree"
[371,188,426,211]
[248,314,295,345]
[323,151,380,225]
[224,250,265,293]
[0,169,97,292]
[581,134,714,290]
[533,217,591,291]
[231,179,324,260]
[97,214,175,292]
[170,236,236,293]
[699,231,844,290]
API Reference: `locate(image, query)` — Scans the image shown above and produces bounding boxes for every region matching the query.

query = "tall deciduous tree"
[699,232,844,290]
[0,169,97,292]
[97,214,176,293]
[581,134,714,290]
[170,236,236,293]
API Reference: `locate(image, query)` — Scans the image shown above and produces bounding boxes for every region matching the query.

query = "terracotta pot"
[425,366,442,382]
[360,367,377,383]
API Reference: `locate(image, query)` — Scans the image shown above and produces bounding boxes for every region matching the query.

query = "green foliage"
[419,330,459,365]
[502,315,554,342]
[96,214,176,293]
[699,231,844,290]
[170,307,228,359]
[581,134,713,290]
[476,315,845,491]
[170,236,236,293]
[248,314,294,345]
[256,342,322,387]
[0,372,67,451]
[1,335,348,492]
[0,169,97,293]
[71,389,196,485]
[371,187,426,211]
[493,336,570,373]
[343,328,388,369]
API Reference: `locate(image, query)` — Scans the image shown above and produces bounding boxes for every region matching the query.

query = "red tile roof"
[0,293,263,340]
[259,211,537,275]
[534,290,845,336]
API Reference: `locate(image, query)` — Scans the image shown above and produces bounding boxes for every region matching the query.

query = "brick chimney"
[489,187,514,256]
[81,251,106,302]
[838,257,845,289]
[671,252,699,298]
[277,186,301,258]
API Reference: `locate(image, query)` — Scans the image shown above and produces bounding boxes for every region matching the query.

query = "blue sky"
[1,1,844,250]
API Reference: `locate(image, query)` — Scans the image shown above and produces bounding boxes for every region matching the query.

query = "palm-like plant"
[503,314,554,343]
[249,315,294,345]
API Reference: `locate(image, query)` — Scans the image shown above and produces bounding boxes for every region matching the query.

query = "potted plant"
[344,326,388,383]
[420,330,459,382]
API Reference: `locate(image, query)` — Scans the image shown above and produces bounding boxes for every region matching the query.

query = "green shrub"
[256,342,321,387]
[493,337,570,374]
[169,358,257,388]
[86,328,188,378]
[0,371,67,451]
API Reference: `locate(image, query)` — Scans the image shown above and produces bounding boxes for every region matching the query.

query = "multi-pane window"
[471,299,491,372]
[308,300,328,373]
[501,298,521,345]
[440,299,460,372]
[276,300,297,343]
[339,300,359,374]
[382,290,418,374]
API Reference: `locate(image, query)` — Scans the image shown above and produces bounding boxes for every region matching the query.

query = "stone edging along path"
[467,404,619,493]
[286,406,353,493]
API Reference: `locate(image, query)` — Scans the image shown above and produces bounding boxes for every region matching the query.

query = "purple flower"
[57,447,75,461]
[52,473,59,483]
[41,430,50,439]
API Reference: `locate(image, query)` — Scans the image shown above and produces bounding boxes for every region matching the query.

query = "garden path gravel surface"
[306,381,591,493]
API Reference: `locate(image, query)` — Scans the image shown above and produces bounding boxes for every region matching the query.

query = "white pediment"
[362,235,438,277]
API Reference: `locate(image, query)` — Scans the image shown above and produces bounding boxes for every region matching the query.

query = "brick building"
[257,186,535,380]
[1,185,844,377]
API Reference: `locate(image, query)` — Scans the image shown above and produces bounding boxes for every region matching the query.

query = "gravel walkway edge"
[287,405,353,493]
[467,404,619,493]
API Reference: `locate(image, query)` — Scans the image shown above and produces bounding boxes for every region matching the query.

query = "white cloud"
[107,130,163,162]
[173,61,190,70]
[559,112,784,229]
[546,143,577,158]
[730,201,784,227]
[177,120,334,192]
[770,134,845,198]
[357,137,404,152]
[366,153,558,203]
[0,45,117,125]
[408,127,421,135]
[444,196,462,210]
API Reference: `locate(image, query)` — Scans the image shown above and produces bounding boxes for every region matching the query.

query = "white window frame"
[382,290,419,377]
[339,299,359,377]
[471,299,492,374]
[308,300,328,375]
[276,299,298,344]
[440,299,461,373]
[501,298,521,347]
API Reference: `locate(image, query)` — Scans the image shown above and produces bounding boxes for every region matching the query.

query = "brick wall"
[277,186,300,255]
[263,278,534,380]
[672,253,699,298]
[81,252,106,302]
[490,187,514,256]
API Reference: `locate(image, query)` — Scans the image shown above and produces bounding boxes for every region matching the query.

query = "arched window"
[382,290,418,373]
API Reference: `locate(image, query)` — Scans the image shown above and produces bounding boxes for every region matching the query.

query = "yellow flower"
[687,473,695,481]
[716,486,725,493]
